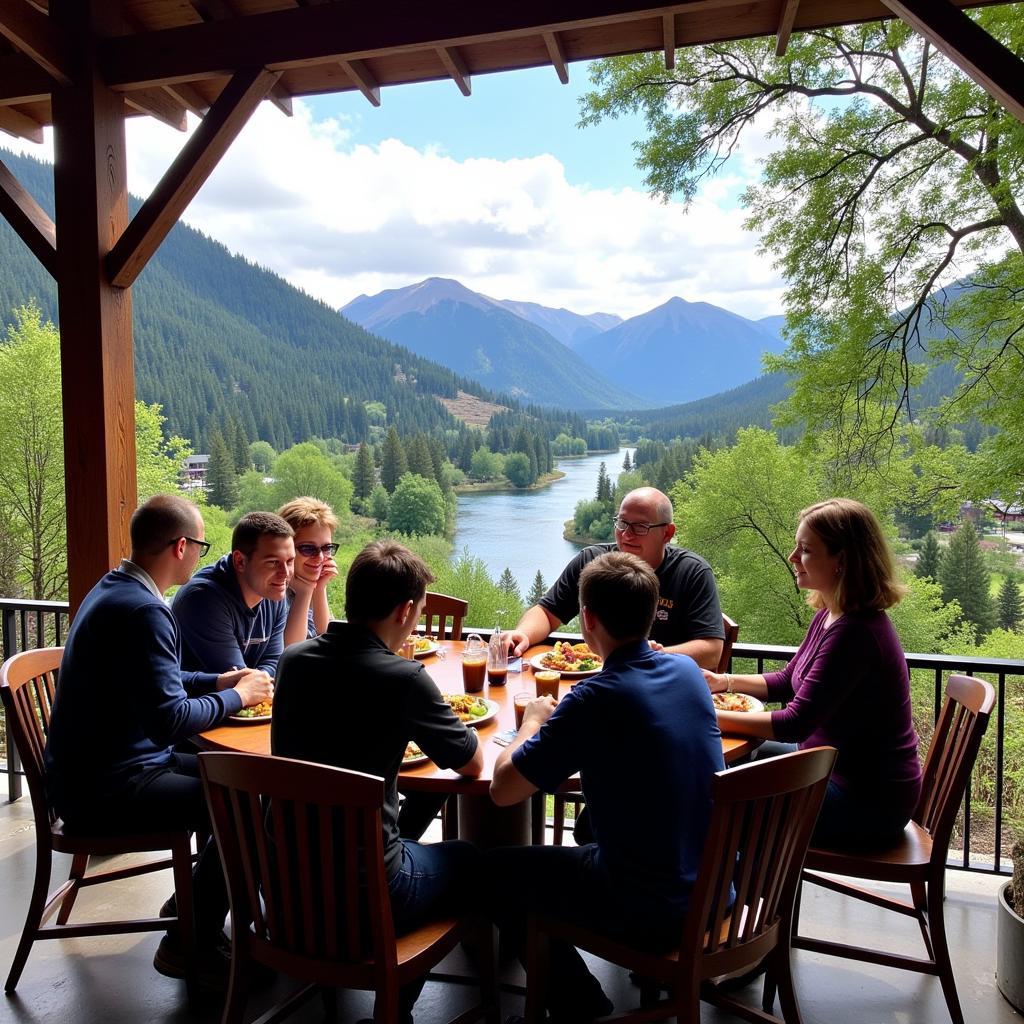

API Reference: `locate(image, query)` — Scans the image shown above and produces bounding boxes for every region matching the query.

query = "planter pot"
[997,881,1024,1013]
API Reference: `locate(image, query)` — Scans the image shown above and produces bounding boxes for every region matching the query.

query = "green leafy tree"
[581,11,1024,502]
[997,575,1023,632]
[0,303,66,599]
[369,484,390,523]
[498,567,522,603]
[206,431,239,510]
[268,442,353,519]
[915,532,942,581]
[470,447,503,481]
[388,473,445,536]
[527,570,547,605]
[249,440,276,474]
[136,401,192,501]
[233,469,273,517]
[939,521,995,635]
[353,442,376,502]
[380,426,408,493]
[572,497,615,542]
[503,452,534,488]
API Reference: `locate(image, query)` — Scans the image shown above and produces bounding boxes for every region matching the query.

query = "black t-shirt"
[539,543,724,647]
[271,622,478,879]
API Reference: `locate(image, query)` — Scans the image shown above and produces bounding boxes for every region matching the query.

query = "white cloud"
[9,99,785,320]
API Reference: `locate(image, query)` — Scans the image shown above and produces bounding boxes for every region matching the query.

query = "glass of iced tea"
[461,634,487,694]
[513,692,531,729]
[534,670,560,701]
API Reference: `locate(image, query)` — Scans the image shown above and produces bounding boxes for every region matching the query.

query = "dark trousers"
[60,752,227,944]
[397,792,449,841]
[386,838,481,1022]
[486,843,681,1020]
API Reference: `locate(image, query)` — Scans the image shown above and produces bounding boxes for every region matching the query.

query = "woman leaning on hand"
[277,497,340,646]
[703,498,922,848]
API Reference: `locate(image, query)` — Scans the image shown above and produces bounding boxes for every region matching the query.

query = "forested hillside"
[0,149,504,450]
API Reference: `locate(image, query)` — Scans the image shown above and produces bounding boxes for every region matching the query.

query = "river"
[452,448,634,595]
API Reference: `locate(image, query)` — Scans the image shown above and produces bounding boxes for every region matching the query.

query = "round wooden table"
[197,640,760,845]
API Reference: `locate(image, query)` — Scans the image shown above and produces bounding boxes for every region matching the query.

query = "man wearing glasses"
[509,487,724,669]
[44,495,273,987]
[173,510,295,676]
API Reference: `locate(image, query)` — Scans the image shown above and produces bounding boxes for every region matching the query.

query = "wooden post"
[50,1,136,613]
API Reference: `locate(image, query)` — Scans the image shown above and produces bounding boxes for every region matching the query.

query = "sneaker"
[153,934,230,993]
[159,894,176,918]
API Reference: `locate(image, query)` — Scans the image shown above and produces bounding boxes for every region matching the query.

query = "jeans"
[486,843,681,1020]
[60,752,227,944]
[386,838,481,1022]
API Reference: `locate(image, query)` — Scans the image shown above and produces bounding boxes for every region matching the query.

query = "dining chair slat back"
[422,592,467,641]
[716,614,740,674]
[787,674,995,1024]
[200,751,498,1024]
[0,646,195,995]
[525,747,836,1024]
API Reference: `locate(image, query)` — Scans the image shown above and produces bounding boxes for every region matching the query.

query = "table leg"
[457,793,530,848]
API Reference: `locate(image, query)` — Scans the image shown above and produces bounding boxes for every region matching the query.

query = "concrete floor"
[0,786,1019,1024]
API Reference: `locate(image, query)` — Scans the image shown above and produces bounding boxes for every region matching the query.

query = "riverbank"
[562,520,608,545]
[454,469,565,495]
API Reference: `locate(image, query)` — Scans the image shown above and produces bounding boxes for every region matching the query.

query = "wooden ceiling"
[0,1,1015,144]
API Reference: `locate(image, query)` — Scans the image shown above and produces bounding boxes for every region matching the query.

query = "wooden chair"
[525,747,836,1024]
[550,612,740,845]
[199,751,499,1024]
[776,674,995,1024]
[422,592,468,641]
[0,647,195,993]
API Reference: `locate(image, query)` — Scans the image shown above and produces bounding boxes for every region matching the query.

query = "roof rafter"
[0,0,71,86]
[340,58,381,107]
[0,103,43,143]
[0,156,56,276]
[663,13,675,70]
[776,0,801,56]
[436,45,471,96]
[543,30,569,83]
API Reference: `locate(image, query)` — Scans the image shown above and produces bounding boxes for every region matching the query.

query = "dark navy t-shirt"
[512,640,724,914]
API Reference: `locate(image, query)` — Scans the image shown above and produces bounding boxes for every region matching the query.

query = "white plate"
[711,693,765,713]
[442,695,499,728]
[413,639,439,658]
[229,712,272,724]
[402,744,430,767]
[529,652,603,679]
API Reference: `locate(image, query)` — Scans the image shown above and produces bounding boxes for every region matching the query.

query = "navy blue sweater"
[172,554,286,675]
[43,571,241,818]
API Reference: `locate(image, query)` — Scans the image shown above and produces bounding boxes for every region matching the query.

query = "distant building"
[181,454,210,493]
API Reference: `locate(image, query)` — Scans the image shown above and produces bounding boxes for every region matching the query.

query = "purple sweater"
[764,609,921,820]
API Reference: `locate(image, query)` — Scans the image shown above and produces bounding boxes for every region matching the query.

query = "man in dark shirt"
[43,495,273,986]
[272,539,483,1021]
[173,511,294,676]
[490,552,725,1021]
[508,487,724,669]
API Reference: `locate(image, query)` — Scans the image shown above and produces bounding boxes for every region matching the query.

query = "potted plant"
[997,838,1024,1012]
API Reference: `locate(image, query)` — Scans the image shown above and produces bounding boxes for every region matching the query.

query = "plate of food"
[530,641,603,678]
[230,699,273,723]
[402,741,430,767]
[413,636,439,658]
[712,693,765,713]
[442,693,499,727]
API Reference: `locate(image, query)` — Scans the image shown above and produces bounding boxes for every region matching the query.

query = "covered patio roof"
[0,0,1022,609]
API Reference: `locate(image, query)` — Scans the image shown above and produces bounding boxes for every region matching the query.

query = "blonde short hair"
[276,496,339,534]
[800,498,906,612]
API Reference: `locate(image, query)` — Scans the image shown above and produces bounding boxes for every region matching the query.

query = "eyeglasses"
[295,542,339,558]
[613,516,670,537]
[171,536,211,556]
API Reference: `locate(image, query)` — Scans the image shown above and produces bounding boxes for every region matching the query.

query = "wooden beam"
[0,0,72,85]
[107,67,279,289]
[881,0,1024,122]
[663,12,675,70]
[0,156,56,275]
[124,87,188,131]
[50,0,137,612]
[100,2,701,88]
[0,50,52,104]
[776,0,801,56]
[0,104,44,143]
[437,45,471,96]
[543,30,569,84]
[340,58,381,107]
[268,81,293,117]
[162,81,211,118]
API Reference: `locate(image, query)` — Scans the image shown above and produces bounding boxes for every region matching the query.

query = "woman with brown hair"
[703,497,921,846]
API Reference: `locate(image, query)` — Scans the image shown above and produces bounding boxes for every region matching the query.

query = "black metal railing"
[2,603,1022,874]
[1,598,71,800]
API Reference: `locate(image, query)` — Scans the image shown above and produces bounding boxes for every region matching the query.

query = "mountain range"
[342,278,787,408]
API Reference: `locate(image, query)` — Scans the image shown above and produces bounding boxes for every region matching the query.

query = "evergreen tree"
[498,567,522,603]
[354,442,376,501]
[407,433,434,479]
[596,461,612,502]
[939,521,995,635]
[458,431,475,473]
[527,570,547,605]
[915,532,942,581]
[207,430,240,509]
[380,426,408,493]
[998,576,1023,632]
[622,450,632,471]
[231,418,250,473]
